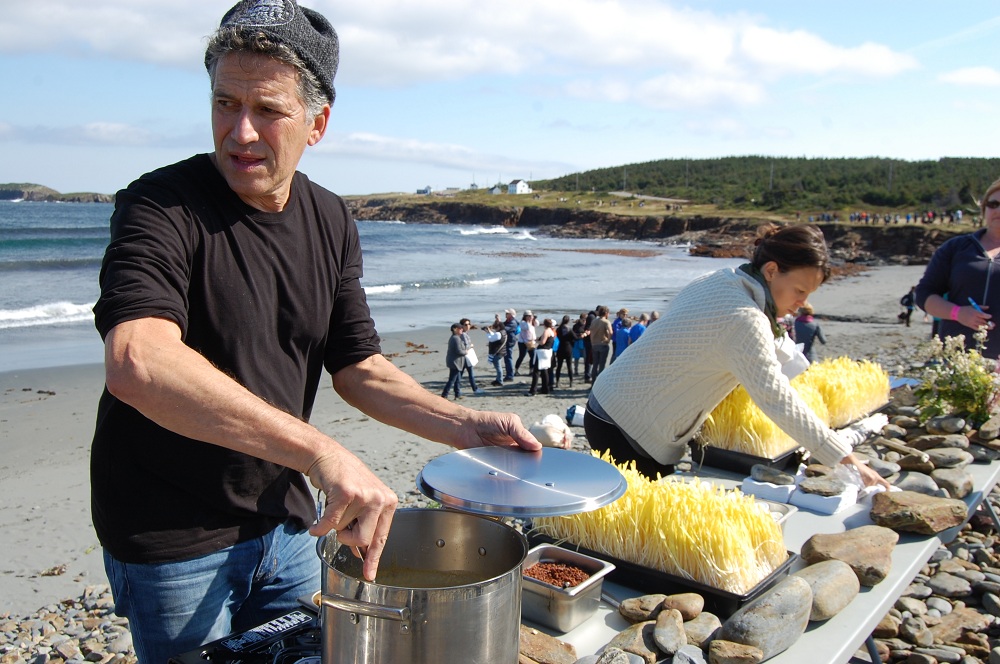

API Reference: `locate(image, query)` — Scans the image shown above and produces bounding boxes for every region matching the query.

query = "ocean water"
[0,200,741,372]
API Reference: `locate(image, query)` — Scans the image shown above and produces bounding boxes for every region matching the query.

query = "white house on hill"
[508,179,532,195]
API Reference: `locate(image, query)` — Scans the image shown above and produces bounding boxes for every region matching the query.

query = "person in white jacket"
[587,224,888,489]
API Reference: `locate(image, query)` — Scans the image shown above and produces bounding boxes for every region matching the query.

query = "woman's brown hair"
[751,224,831,282]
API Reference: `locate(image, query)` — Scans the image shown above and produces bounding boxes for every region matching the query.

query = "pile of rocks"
[0,585,134,664]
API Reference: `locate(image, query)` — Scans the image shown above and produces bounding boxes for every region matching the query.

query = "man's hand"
[306,446,399,582]
[452,409,543,452]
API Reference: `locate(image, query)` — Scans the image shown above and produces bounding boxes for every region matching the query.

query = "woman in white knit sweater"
[586,224,888,489]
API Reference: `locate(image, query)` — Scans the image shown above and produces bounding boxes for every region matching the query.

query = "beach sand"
[0,264,931,617]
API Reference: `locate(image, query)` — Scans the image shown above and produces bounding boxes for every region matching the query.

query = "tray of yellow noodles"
[692,357,891,474]
[528,453,796,618]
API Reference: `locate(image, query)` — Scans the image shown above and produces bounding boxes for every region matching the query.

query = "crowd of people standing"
[441,306,660,399]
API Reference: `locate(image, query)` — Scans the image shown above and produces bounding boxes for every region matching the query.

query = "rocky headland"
[346,197,964,266]
[0,184,113,204]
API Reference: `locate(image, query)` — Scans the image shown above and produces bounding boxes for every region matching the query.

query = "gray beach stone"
[869,457,901,478]
[653,608,685,656]
[913,650,959,664]
[716,576,812,660]
[909,433,970,450]
[969,444,1000,462]
[870,490,969,535]
[895,471,941,495]
[749,464,795,485]
[899,615,934,646]
[982,592,1000,618]
[925,597,953,615]
[925,416,967,434]
[800,524,899,586]
[661,592,704,621]
[882,423,909,439]
[591,647,631,664]
[618,594,665,623]
[872,612,901,638]
[797,476,847,496]
[793,559,860,621]
[978,414,1000,440]
[927,572,973,597]
[707,639,764,664]
[520,625,578,663]
[931,468,974,498]
[672,644,707,664]
[925,448,975,469]
[684,611,722,648]
[605,622,658,664]
[898,454,936,473]
[895,596,928,616]
[803,463,834,477]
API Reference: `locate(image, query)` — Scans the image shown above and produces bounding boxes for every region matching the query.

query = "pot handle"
[319,593,411,632]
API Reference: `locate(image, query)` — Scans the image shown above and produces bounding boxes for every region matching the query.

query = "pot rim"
[316,507,529,591]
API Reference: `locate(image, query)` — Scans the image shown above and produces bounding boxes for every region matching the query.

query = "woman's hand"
[842,453,891,490]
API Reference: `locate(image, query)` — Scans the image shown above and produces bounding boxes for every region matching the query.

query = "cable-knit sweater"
[590,268,851,467]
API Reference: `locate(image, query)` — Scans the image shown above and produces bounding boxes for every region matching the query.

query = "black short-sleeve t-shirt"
[91,154,381,563]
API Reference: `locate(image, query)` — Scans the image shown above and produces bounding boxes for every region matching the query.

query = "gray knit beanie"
[209,0,339,104]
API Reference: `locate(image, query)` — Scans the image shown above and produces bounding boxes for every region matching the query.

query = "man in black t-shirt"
[91,2,539,662]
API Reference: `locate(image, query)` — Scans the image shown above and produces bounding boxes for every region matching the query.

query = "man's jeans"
[104,521,317,664]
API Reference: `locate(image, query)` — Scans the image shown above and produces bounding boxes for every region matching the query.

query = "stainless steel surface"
[416,447,627,517]
[318,508,527,664]
[521,544,616,633]
[756,498,798,528]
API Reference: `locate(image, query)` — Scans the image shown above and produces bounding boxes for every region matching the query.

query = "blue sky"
[1,1,997,196]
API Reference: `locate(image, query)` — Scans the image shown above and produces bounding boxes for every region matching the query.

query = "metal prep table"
[531,459,1000,664]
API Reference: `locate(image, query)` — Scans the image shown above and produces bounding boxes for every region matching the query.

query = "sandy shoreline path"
[0,264,932,618]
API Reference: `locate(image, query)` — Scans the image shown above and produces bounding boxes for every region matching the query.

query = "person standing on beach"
[630,313,649,345]
[793,304,826,363]
[459,318,480,393]
[611,307,629,359]
[554,314,575,387]
[442,323,468,399]
[503,308,519,381]
[89,3,540,662]
[612,316,632,363]
[899,287,916,327]
[514,311,536,375]
[572,313,590,380]
[589,305,613,380]
[486,318,508,386]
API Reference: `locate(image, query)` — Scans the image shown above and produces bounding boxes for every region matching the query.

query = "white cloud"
[314,131,571,175]
[0,1,213,68]
[0,122,162,147]
[3,1,918,85]
[939,66,1000,87]
[739,27,917,77]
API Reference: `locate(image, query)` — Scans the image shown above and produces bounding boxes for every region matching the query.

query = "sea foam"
[0,301,95,329]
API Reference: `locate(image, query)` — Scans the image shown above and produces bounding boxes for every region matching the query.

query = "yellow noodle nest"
[532,451,787,595]
[795,357,890,428]
[698,357,890,458]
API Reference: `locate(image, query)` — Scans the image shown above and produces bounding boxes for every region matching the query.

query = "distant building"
[416,186,432,195]
[508,179,532,195]
[468,182,479,190]
[488,185,504,195]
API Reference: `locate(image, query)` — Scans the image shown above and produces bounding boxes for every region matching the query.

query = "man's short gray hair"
[205,27,329,117]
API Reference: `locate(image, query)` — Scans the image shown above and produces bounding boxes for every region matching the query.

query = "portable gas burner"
[168,607,322,664]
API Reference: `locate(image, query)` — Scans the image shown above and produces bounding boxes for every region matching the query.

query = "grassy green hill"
[532,156,1000,213]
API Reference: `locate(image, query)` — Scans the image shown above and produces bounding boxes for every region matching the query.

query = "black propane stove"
[168,606,322,664]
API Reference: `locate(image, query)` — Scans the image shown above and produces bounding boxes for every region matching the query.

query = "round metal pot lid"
[416,447,626,517]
